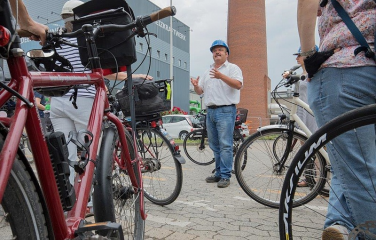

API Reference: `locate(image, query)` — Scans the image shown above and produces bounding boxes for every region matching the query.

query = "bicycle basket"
[72,0,136,69]
[116,79,171,119]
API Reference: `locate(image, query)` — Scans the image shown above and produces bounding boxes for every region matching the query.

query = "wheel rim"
[235,128,325,208]
[179,132,187,140]
[139,129,182,205]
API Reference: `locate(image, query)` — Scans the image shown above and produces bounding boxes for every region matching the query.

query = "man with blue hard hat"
[210,40,230,54]
[190,40,243,188]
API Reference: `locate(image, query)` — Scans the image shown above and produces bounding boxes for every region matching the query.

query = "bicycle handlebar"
[284,74,306,87]
[17,6,176,39]
[149,6,177,24]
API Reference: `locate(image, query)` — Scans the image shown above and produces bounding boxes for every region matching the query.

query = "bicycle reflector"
[0,26,11,47]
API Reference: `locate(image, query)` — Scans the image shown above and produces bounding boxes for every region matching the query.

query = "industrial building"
[1,0,191,112]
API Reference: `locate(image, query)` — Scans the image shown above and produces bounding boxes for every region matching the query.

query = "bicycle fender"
[257,125,307,137]
[173,153,186,164]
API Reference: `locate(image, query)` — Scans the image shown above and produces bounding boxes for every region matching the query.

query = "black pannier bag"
[72,0,137,69]
[116,78,171,120]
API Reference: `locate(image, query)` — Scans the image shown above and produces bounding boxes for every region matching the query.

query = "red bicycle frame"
[0,1,178,238]
[0,49,145,240]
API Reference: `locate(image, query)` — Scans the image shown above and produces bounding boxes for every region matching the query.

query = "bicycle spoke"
[235,128,326,209]
[138,128,182,205]
[112,168,140,237]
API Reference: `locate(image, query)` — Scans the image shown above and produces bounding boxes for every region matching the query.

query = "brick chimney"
[227,0,270,132]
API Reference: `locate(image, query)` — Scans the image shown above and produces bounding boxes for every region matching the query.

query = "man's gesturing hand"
[190,76,200,87]
[210,68,223,79]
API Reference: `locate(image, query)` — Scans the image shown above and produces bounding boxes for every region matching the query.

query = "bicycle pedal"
[75,221,124,240]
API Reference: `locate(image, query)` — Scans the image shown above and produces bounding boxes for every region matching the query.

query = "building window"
[139,43,143,52]
[157,50,160,59]
[178,59,181,67]
[184,62,187,69]
[172,57,175,64]
[157,71,160,77]
[164,53,168,61]
[148,47,152,54]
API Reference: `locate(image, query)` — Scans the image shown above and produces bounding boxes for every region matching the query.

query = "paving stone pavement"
[22,147,280,239]
[143,148,281,240]
[20,144,325,239]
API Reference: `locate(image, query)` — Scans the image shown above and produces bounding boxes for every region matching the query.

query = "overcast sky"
[149,0,320,89]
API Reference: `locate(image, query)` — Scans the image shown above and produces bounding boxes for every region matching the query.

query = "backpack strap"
[331,0,376,61]
[320,0,328,7]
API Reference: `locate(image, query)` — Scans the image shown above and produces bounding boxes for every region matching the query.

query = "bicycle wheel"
[279,104,376,240]
[234,127,327,208]
[94,125,145,239]
[137,127,183,206]
[273,134,331,198]
[183,129,215,165]
[233,128,245,157]
[1,158,50,239]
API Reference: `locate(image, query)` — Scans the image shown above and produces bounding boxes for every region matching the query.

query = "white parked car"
[162,114,201,140]
[240,123,250,137]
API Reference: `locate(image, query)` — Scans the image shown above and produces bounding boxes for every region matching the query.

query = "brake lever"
[146,32,157,38]
[135,26,146,37]
[282,79,291,88]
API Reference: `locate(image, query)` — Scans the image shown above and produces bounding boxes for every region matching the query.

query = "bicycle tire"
[183,129,215,166]
[1,158,50,239]
[94,125,145,239]
[233,128,245,157]
[137,127,183,206]
[279,104,376,240]
[234,127,326,208]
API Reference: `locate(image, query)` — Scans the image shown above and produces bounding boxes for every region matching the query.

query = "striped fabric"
[56,38,96,98]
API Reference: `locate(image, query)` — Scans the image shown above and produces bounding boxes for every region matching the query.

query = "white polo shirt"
[198,60,243,107]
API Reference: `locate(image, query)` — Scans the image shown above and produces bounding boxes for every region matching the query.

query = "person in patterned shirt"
[297,0,376,239]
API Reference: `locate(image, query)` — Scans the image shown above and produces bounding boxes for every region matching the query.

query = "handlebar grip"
[141,6,176,26]
[17,29,33,37]
[287,74,306,84]
[150,6,177,22]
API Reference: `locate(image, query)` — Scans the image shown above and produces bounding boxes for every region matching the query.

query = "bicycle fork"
[107,113,147,220]
[274,121,296,174]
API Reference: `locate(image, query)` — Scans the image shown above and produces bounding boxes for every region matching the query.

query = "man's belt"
[207,104,235,109]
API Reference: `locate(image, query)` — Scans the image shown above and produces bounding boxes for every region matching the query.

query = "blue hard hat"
[293,45,319,55]
[210,40,230,55]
